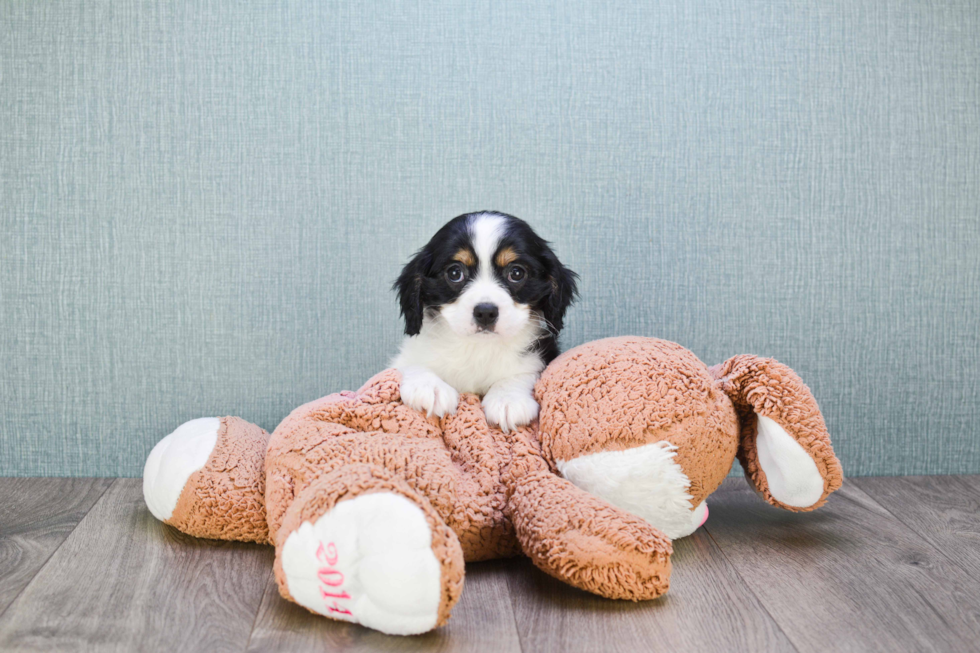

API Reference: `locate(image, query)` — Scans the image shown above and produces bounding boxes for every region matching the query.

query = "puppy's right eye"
[446,264,466,284]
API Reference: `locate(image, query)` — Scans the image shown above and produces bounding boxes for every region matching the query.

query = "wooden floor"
[1,477,979,652]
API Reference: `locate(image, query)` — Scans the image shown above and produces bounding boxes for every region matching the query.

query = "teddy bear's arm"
[504,428,672,601]
[143,416,270,543]
[508,470,673,600]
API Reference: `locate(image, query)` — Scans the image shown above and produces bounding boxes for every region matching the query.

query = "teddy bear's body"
[143,337,842,636]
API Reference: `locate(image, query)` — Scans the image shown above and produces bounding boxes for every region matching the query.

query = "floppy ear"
[393,250,430,336]
[710,355,844,511]
[541,251,578,334]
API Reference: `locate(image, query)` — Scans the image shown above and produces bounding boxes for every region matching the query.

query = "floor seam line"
[242,568,274,652]
[0,477,116,623]
[851,478,980,584]
[703,521,802,653]
[503,563,527,653]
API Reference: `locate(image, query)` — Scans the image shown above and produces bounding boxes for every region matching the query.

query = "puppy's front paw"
[482,387,539,432]
[399,368,460,418]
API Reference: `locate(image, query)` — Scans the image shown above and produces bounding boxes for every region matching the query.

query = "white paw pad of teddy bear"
[279,492,444,636]
[143,417,220,521]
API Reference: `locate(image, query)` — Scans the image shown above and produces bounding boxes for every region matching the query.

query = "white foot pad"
[280,492,443,636]
[557,441,700,539]
[143,417,220,521]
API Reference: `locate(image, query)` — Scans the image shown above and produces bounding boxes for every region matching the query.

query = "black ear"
[542,252,578,335]
[393,249,430,336]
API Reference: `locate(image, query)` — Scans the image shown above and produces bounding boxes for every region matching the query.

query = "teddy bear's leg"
[710,355,844,511]
[273,463,464,636]
[143,416,270,543]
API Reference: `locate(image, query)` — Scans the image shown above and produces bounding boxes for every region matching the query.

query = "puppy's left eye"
[507,265,526,283]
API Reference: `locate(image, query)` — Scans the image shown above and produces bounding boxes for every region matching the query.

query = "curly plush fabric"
[150,336,843,634]
[273,463,465,628]
[167,416,270,543]
[709,355,845,510]
[536,337,739,505]
[265,370,521,561]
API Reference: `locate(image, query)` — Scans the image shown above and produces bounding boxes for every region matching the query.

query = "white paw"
[280,492,443,636]
[399,368,459,418]
[482,387,539,432]
[142,417,220,521]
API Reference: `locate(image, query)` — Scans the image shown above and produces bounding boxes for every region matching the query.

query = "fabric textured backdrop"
[2,1,978,477]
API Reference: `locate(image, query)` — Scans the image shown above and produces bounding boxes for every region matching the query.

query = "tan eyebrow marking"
[495,247,518,267]
[452,249,475,266]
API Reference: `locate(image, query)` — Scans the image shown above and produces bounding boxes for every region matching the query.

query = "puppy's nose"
[473,303,499,329]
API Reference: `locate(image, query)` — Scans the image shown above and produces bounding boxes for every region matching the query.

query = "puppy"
[392,211,578,431]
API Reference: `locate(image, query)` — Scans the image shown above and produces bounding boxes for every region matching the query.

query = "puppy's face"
[395,212,577,340]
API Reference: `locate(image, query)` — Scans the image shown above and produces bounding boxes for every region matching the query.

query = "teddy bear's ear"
[710,355,844,512]
[393,248,431,336]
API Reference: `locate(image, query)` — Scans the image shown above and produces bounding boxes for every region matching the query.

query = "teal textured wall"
[2,1,979,477]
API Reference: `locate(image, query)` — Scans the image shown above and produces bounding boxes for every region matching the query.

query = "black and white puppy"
[392,211,578,431]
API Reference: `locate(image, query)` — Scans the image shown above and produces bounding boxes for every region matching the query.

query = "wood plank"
[854,475,980,581]
[955,474,980,495]
[0,478,112,616]
[704,478,980,653]
[0,479,273,653]
[245,558,523,653]
[507,529,796,653]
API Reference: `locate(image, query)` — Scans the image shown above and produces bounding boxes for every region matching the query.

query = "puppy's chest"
[428,339,537,395]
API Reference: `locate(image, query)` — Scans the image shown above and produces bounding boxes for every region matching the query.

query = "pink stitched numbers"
[315,541,353,616]
[317,541,339,566]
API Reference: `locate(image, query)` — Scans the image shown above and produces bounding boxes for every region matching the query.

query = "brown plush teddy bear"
[143,336,842,636]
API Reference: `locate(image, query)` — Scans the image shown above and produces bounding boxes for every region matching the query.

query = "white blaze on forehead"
[468,213,506,278]
[429,211,531,340]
